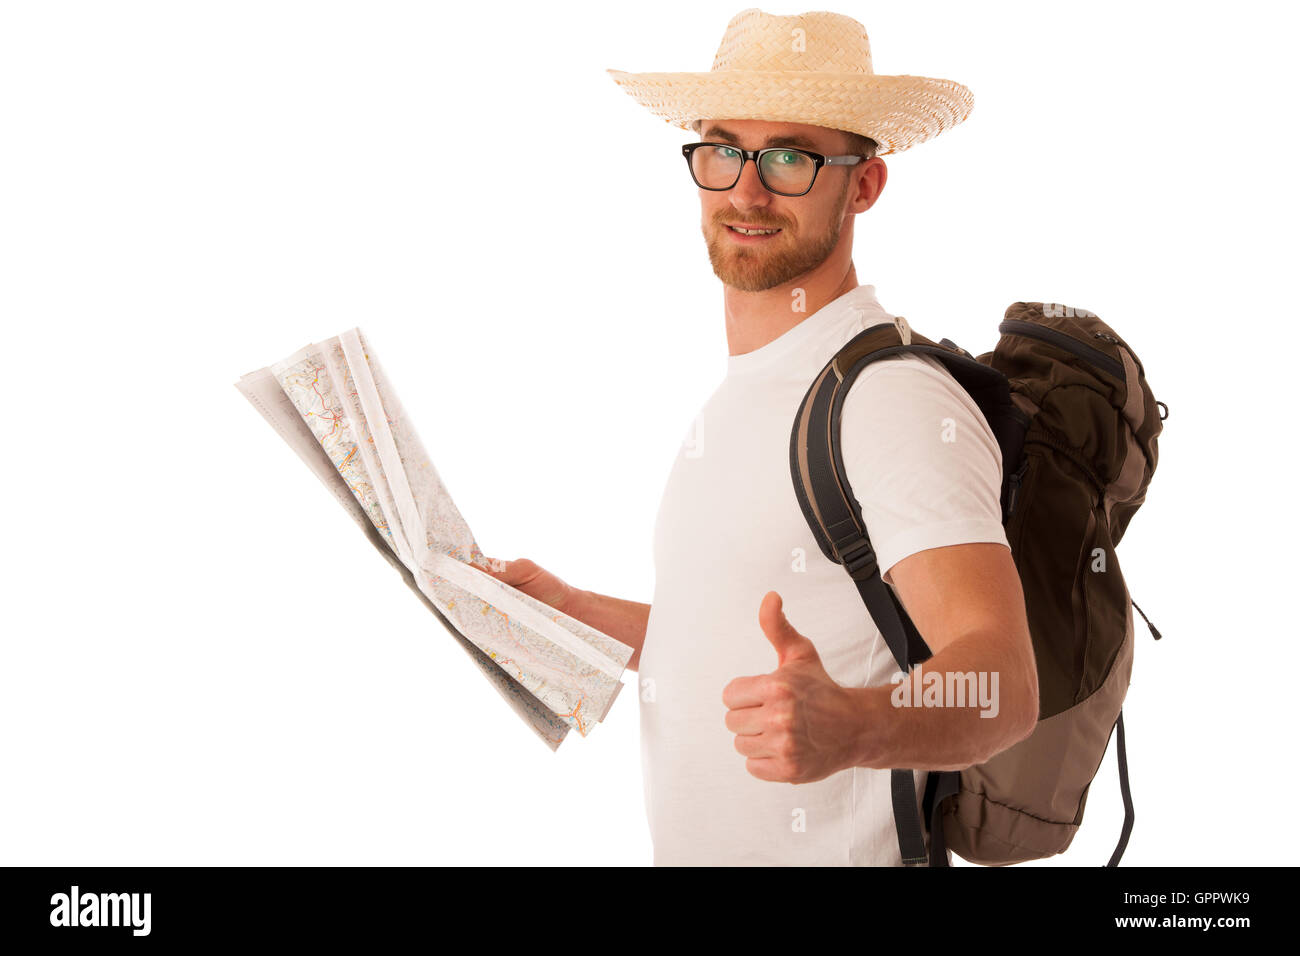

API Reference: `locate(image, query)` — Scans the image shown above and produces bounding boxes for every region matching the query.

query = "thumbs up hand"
[722,591,868,784]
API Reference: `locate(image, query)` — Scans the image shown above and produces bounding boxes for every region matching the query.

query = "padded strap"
[789,328,997,868]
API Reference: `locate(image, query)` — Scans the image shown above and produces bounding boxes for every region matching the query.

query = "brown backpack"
[789,301,1165,866]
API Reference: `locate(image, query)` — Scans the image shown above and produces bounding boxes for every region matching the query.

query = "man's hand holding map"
[235,327,632,750]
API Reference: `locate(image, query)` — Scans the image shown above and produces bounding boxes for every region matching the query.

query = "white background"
[2,0,1295,866]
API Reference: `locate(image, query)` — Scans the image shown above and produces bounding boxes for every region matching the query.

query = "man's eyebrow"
[700,126,822,150]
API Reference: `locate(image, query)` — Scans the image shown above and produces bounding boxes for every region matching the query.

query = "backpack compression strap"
[789,320,1015,867]
[1106,710,1135,867]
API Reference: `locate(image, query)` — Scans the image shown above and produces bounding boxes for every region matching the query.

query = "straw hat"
[606,8,973,155]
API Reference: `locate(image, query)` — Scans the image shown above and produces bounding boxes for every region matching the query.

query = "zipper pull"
[1131,599,1162,640]
[1005,457,1029,518]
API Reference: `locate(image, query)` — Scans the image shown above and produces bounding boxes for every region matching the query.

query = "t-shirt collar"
[726,284,888,376]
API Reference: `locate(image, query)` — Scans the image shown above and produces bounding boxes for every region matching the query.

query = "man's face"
[692,119,876,292]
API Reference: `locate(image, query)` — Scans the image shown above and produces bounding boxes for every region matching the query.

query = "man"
[478,9,1038,865]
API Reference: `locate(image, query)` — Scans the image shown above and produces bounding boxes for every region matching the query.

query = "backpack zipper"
[998,318,1125,380]
[1005,456,1030,517]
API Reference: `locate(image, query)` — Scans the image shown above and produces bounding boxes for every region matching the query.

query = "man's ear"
[852,158,886,213]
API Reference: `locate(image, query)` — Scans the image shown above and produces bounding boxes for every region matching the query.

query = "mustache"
[713,213,789,231]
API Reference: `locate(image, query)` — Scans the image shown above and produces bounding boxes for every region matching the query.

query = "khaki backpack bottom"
[940,602,1135,865]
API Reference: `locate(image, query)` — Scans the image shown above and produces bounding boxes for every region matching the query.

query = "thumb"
[470,554,527,584]
[470,553,508,574]
[759,591,818,666]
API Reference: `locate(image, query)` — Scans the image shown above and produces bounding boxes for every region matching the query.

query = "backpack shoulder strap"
[789,317,1018,867]
[790,318,1016,635]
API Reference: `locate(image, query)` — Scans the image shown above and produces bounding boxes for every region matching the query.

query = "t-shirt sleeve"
[838,353,1009,586]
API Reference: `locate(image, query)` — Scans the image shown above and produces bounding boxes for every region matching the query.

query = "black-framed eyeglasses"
[682,142,863,197]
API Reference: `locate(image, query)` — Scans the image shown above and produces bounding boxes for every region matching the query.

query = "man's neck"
[724,262,860,356]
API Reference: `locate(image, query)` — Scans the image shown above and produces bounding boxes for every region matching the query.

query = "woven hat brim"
[606,69,973,155]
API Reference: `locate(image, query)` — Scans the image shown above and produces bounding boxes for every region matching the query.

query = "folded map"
[235,327,632,749]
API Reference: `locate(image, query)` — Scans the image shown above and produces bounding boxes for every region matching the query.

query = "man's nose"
[729,158,771,210]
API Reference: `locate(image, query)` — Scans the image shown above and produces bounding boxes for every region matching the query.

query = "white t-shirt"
[638,284,1009,866]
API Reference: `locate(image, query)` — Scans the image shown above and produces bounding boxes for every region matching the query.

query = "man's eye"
[773,151,799,165]
[719,147,740,159]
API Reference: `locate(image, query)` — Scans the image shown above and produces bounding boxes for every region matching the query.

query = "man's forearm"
[563,589,652,671]
[849,630,1038,771]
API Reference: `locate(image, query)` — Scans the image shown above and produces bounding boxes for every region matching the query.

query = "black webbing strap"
[848,553,932,866]
[891,769,929,866]
[851,566,932,670]
[923,769,960,866]
[1105,711,1135,867]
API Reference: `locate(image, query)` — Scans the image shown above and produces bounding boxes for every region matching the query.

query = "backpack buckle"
[893,315,913,346]
[837,537,878,579]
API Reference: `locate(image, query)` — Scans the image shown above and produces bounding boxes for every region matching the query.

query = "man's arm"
[724,355,1038,783]
[722,542,1037,784]
[475,558,651,671]
[849,540,1038,771]
[841,353,1038,768]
